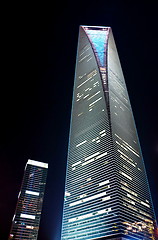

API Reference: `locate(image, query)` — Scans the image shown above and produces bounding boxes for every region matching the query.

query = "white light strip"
[70,191,107,207]
[84,191,107,202]
[77,74,93,88]
[99,129,106,134]
[117,149,134,162]
[120,171,132,180]
[76,140,87,148]
[89,97,102,106]
[26,225,34,229]
[68,207,111,222]
[82,158,95,166]
[87,91,100,101]
[140,201,150,208]
[122,186,137,196]
[83,94,90,99]
[122,143,140,157]
[85,152,100,161]
[101,133,106,137]
[25,190,39,196]
[120,154,136,167]
[102,196,111,201]
[20,214,35,219]
[95,152,107,160]
[115,133,140,157]
[27,159,48,168]
[99,179,109,186]
[72,161,82,167]
[18,191,21,198]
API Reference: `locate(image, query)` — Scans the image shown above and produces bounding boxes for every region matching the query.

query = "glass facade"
[9,159,48,240]
[61,26,157,240]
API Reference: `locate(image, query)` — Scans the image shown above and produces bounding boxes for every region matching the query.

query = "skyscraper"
[9,159,48,240]
[61,26,157,240]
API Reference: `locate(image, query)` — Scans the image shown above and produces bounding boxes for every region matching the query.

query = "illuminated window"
[85,152,100,161]
[79,194,87,198]
[137,167,142,171]
[140,201,150,208]
[87,56,92,62]
[65,191,71,197]
[122,164,130,170]
[20,214,35,220]
[115,134,140,157]
[121,186,137,196]
[119,171,132,180]
[95,152,107,160]
[102,196,111,201]
[116,141,128,151]
[78,112,83,117]
[77,69,97,89]
[26,225,34,229]
[27,159,48,168]
[123,202,137,211]
[86,177,92,181]
[68,207,111,222]
[25,190,39,196]
[82,158,95,166]
[72,161,82,167]
[99,179,109,186]
[120,180,129,187]
[99,129,106,134]
[120,154,136,167]
[100,133,106,137]
[83,94,90,99]
[123,196,135,205]
[69,191,107,207]
[79,54,91,63]
[139,210,151,218]
[87,91,101,101]
[89,97,102,107]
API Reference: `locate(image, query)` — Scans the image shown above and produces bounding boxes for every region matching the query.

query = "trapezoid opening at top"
[82,25,110,66]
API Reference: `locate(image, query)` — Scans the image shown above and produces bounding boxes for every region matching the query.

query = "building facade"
[9,159,48,240]
[61,26,157,240]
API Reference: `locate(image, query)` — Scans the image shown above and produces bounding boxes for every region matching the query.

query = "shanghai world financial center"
[61,26,157,240]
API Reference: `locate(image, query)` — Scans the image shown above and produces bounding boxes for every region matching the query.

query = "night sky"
[0,1,158,240]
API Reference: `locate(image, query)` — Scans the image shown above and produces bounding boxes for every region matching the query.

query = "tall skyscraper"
[61,26,157,240]
[9,159,48,240]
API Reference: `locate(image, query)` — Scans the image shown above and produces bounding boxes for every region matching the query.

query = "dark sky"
[0,1,158,240]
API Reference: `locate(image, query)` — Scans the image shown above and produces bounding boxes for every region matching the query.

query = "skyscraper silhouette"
[61,26,157,240]
[9,159,48,240]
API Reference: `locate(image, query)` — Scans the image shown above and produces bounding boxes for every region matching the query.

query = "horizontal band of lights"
[20,214,35,219]
[119,171,132,180]
[76,140,87,148]
[71,152,108,168]
[68,207,112,222]
[27,159,48,168]
[69,191,108,207]
[77,70,98,89]
[26,225,34,229]
[99,179,109,186]
[25,190,39,196]
[89,97,102,107]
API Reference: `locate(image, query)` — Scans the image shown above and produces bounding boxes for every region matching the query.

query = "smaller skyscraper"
[9,159,48,240]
